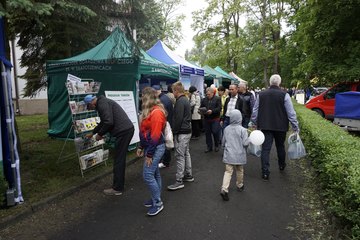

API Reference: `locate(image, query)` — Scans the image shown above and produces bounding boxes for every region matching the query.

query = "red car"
[305,81,360,119]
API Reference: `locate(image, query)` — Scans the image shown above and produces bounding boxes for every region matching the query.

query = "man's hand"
[206,109,212,115]
[136,148,144,157]
[145,157,153,167]
[85,133,93,139]
[248,122,257,130]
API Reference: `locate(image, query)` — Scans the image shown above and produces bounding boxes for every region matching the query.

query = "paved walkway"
[1,134,304,240]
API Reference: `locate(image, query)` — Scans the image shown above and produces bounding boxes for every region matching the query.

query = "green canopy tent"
[46,27,178,138]
[214,66,238,88]
[203,65,237,88]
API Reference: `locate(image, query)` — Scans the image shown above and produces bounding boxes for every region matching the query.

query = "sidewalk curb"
[0,156,140,230]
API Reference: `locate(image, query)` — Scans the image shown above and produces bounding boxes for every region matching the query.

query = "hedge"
[294,102,360,238]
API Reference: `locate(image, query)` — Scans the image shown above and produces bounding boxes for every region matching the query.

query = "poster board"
[105,91,140,145]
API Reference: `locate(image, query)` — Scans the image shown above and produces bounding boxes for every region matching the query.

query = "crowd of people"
[83,73,299,216]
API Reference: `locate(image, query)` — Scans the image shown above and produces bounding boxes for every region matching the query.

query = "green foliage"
[5,0,111,97]
[157,0,185,50]
[293,0,360,83]
[294,103,360,238]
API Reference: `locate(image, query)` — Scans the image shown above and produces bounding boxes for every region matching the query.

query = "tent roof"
[203,65,237,82]
[147,40,204,76]
[229,72,247,83]
[214,66,237,82]
[46,28,178,79]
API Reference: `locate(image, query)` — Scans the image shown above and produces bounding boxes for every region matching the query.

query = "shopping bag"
[164,121,174,149]
[287,133,306,160]
[247,142,262,157]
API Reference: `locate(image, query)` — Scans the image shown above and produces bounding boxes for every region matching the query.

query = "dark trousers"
[113,127,134,191]
[191,119,201,137]
[261,130,287,175]
[242,116,250,128]
[204,119,221,150]
[161,149,172,167]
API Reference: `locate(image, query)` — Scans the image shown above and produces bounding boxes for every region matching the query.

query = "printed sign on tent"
[105,91,140,145]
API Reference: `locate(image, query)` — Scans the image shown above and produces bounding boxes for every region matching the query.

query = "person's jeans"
[113,127,134,191]
[204,119,221,150]
[174,133,192,182]
[143,143,165,206]
[221,164,244,193]
[260,130,287,175]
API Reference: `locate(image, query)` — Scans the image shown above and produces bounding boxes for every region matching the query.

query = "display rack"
[65,79,108,177]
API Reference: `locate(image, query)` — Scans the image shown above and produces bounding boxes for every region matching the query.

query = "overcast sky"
[173,0,207,57]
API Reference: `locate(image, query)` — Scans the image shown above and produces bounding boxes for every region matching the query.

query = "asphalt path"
[43,134,299,240]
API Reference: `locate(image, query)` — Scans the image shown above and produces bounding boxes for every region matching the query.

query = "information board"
[105,91,140,145]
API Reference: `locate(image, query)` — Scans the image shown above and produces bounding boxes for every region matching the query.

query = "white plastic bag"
[164,121,174,149]
[247,142,262,157]
[287,133,306,160]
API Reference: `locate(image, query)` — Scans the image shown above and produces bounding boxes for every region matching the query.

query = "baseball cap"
[84,95,96,104]
[152,85,161,91]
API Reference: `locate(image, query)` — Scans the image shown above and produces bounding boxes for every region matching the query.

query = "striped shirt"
[225,95,238,117]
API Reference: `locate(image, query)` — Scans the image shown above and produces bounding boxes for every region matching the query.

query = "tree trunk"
[261,0,268,87]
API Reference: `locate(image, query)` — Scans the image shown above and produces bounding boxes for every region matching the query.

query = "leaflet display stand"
[65,79,109,177]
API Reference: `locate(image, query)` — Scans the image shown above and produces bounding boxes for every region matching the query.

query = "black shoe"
[214,147,219,152]
[237,185,245,192]
[220,191,229,201]
[262,174,269,181]
[279,165,286,171]
[204,149,212,153]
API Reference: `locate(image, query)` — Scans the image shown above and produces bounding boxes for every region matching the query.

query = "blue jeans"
[143,143,165,206]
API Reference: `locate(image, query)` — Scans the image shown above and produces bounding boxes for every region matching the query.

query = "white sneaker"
[158,163,166,168]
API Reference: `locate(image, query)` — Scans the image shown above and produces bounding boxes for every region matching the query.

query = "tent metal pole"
[10,39,20,115]
[1,61,18,204]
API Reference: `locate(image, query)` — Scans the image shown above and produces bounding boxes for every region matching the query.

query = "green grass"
[0,114,136,219]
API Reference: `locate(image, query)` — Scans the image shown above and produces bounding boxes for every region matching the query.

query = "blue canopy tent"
[147,40,205,96]
[0,17,23,205]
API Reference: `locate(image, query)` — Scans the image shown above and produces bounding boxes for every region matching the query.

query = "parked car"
[308,87,328,100]
[305,81,360,119]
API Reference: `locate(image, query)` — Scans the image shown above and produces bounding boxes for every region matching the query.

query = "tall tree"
[191,0,245,73]
[158,0,185,50]
[293,0,360,83]
[3,0,111,97]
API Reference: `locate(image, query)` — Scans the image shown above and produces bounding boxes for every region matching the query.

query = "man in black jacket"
[85,95,134,196]
[238,82,255,128]
[200,87,222,152]
[167,81,193,191]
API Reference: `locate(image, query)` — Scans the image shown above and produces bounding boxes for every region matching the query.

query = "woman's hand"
[136,148,144,157]
[145,157,153,167]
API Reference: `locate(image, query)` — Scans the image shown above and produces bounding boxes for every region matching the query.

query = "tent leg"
[1,62,18,206]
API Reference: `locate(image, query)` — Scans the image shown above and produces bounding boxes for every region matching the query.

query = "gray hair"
[206,87,215,93]
[238,82,247,87]
[269,74,281,86]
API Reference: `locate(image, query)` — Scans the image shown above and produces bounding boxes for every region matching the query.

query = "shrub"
[294,103,360,238]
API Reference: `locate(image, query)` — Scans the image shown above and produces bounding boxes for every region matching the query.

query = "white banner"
[105,91,140,145]
[67,73,81,83]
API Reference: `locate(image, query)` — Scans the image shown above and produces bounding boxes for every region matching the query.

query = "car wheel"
[313,108,324,118]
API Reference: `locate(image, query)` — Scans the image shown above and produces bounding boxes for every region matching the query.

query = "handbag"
[247,142,262,157]
[287,133,306,160]
[164,121,174,149]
